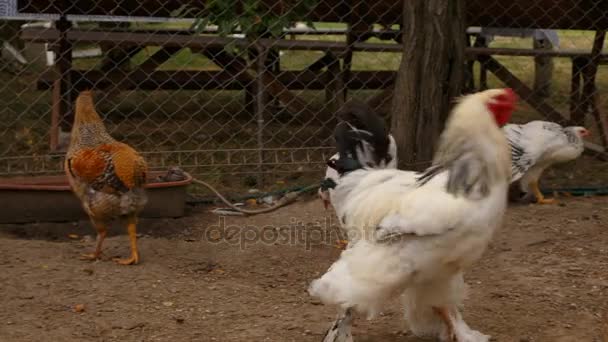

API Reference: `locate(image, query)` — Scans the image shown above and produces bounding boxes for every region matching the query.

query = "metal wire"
[0,0,606,194]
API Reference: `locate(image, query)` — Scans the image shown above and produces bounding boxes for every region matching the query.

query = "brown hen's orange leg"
[113,217,139,265]
[80,222,107,261]
[530,180,555,204]
[433,306,456,342]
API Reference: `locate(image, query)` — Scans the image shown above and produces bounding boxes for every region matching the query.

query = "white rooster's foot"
[446,315,490,342]
[439,326,489,342]
[434,306,489,342]
[451,327,490,342]
[322,308,354,342]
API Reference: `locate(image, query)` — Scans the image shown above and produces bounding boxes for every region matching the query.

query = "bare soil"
[0,196,607,342]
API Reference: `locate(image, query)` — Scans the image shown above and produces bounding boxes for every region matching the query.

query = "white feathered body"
[504,120,585,193]
[310,168,507,317]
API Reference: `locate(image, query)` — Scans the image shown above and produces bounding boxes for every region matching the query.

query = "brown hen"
[65,90,147,265]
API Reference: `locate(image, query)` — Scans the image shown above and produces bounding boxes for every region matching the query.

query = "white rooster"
[504,120,589,204]
[318,101,397,211]
[308,88,517,342]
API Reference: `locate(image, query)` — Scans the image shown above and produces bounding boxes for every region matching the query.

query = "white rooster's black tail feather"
[415,137,494,200]
[321,308,354,342]
[331,101,391,175]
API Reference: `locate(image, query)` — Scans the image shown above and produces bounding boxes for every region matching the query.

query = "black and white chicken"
[308,88,517,342]
[318,101,397,211]
[504,120,589,204]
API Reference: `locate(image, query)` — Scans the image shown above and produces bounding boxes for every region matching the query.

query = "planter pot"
[0,172,192,223]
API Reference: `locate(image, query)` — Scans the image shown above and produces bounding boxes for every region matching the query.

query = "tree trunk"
[390,0,466,171]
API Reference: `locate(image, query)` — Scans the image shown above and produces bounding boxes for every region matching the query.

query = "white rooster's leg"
[322,307,354,342]
[433,306,457,342]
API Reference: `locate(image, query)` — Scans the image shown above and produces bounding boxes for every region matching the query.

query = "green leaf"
[193,0,319,37]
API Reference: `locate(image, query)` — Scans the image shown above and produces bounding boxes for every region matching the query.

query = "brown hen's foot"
[112,253,139,265]
[433,306,457,342]
[113,219,139,265]
[80,252,102,261]
[81,222,107,261]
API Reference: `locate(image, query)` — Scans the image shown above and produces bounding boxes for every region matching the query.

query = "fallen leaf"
[68,234,79,239]
[73,304,86,313]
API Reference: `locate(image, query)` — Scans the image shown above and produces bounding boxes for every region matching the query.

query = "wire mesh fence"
[0,0,607,195]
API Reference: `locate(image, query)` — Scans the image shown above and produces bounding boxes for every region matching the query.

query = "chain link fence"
[0,0,607,195]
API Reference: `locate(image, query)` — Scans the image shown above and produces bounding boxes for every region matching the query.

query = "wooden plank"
[324,53,344,113]
[585,30,608,147]
[199,46,314,117]
[36,70,396,91]
[591,99,608,148]
[305,52,340,72]
[342,2,374,100]
[583,141,608,161]
[100,46,142,72]
[198,46,254,112]
[50,79,61,151]
[533,37,554,98]
[467,47,608,58]
[479,55,568,125]
[254,47,268,184]
[570,57,585,125]
[22,29,608,59]
[20,28,403,53]
[98,22,141,72]
[17,0,608,30]
[137,46,182,71]
[54,18,73,137]
[24,26,397,37]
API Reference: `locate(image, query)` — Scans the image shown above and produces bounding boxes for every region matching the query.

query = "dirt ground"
[0,195,607,342]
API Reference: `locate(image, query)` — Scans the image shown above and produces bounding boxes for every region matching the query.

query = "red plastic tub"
[0,172,192,223]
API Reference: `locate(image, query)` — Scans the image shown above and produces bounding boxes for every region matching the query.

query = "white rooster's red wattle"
[309,88,517,342]
[504,120,589,204]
